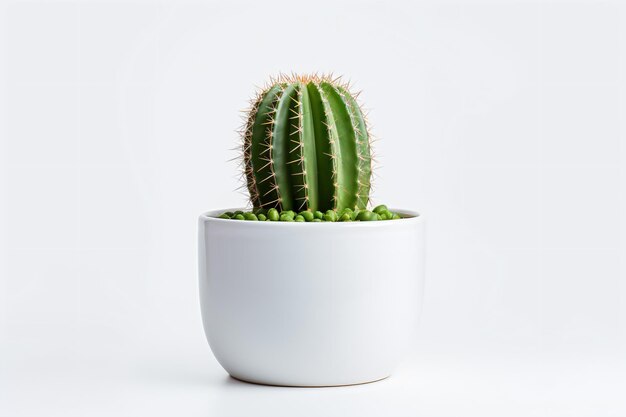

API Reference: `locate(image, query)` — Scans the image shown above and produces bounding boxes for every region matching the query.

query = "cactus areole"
[242,74,372,212]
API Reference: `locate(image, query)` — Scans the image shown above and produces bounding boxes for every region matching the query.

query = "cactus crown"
[241,74,372,212]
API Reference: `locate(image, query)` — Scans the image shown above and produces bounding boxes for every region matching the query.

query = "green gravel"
[267,208,279,221]
[216,205,406,222]
[243,212,258,221]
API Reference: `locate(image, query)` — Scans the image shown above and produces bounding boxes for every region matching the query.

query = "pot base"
[229,373,391,388]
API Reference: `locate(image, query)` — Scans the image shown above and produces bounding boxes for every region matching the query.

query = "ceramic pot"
[198,208,424,387]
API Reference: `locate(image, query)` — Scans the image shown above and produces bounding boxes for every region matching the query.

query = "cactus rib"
[247,84,284,208]
[338,86,371,209]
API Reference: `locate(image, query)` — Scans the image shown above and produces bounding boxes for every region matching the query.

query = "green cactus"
[242,74,372,212]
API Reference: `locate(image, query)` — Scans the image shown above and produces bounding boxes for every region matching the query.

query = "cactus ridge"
[242,74,372,212]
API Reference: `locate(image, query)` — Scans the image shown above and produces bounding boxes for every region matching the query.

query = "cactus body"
[242,75,372,212]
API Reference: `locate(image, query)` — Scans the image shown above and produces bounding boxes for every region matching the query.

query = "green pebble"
[340,207,353,217]
[356,210,369,221]
[257,214,267,221]
[234,214,245,220]
[324,210,337,222]
[253,208,267,216]
[295,215,305,222]
[224,212,234,217]
[379,213,388,220]
[339,213,351,222]
[280,213,294,222]
[267,208,279,221]
[356,210,378,221]
[234,210,244,216]
[392,213,401,220]
[312,218,322,222]
[243,213,258,221]
[351,209,360,221]
[373,204,388,214]
[218,213,230,219]
[314,211,324,220]
[300,211,314,222]
[376,213,382,220]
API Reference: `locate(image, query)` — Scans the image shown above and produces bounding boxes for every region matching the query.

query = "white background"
[1,0,625,415]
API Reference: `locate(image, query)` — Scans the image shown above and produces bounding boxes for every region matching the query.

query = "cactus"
[241,74,372,212]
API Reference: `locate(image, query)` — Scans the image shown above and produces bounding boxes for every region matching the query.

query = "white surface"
[199,209,423,386]
[2,347,625,417]
[0,0,625,415]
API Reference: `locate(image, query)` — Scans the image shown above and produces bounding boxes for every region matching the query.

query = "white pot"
[198,208,425,387]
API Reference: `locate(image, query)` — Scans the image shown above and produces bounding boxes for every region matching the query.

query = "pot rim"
[199,207,422,227]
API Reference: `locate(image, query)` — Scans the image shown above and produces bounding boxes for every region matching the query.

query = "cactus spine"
[242,74,372,212]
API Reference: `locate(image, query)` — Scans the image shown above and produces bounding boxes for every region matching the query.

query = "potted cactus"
[198,74,424,387]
